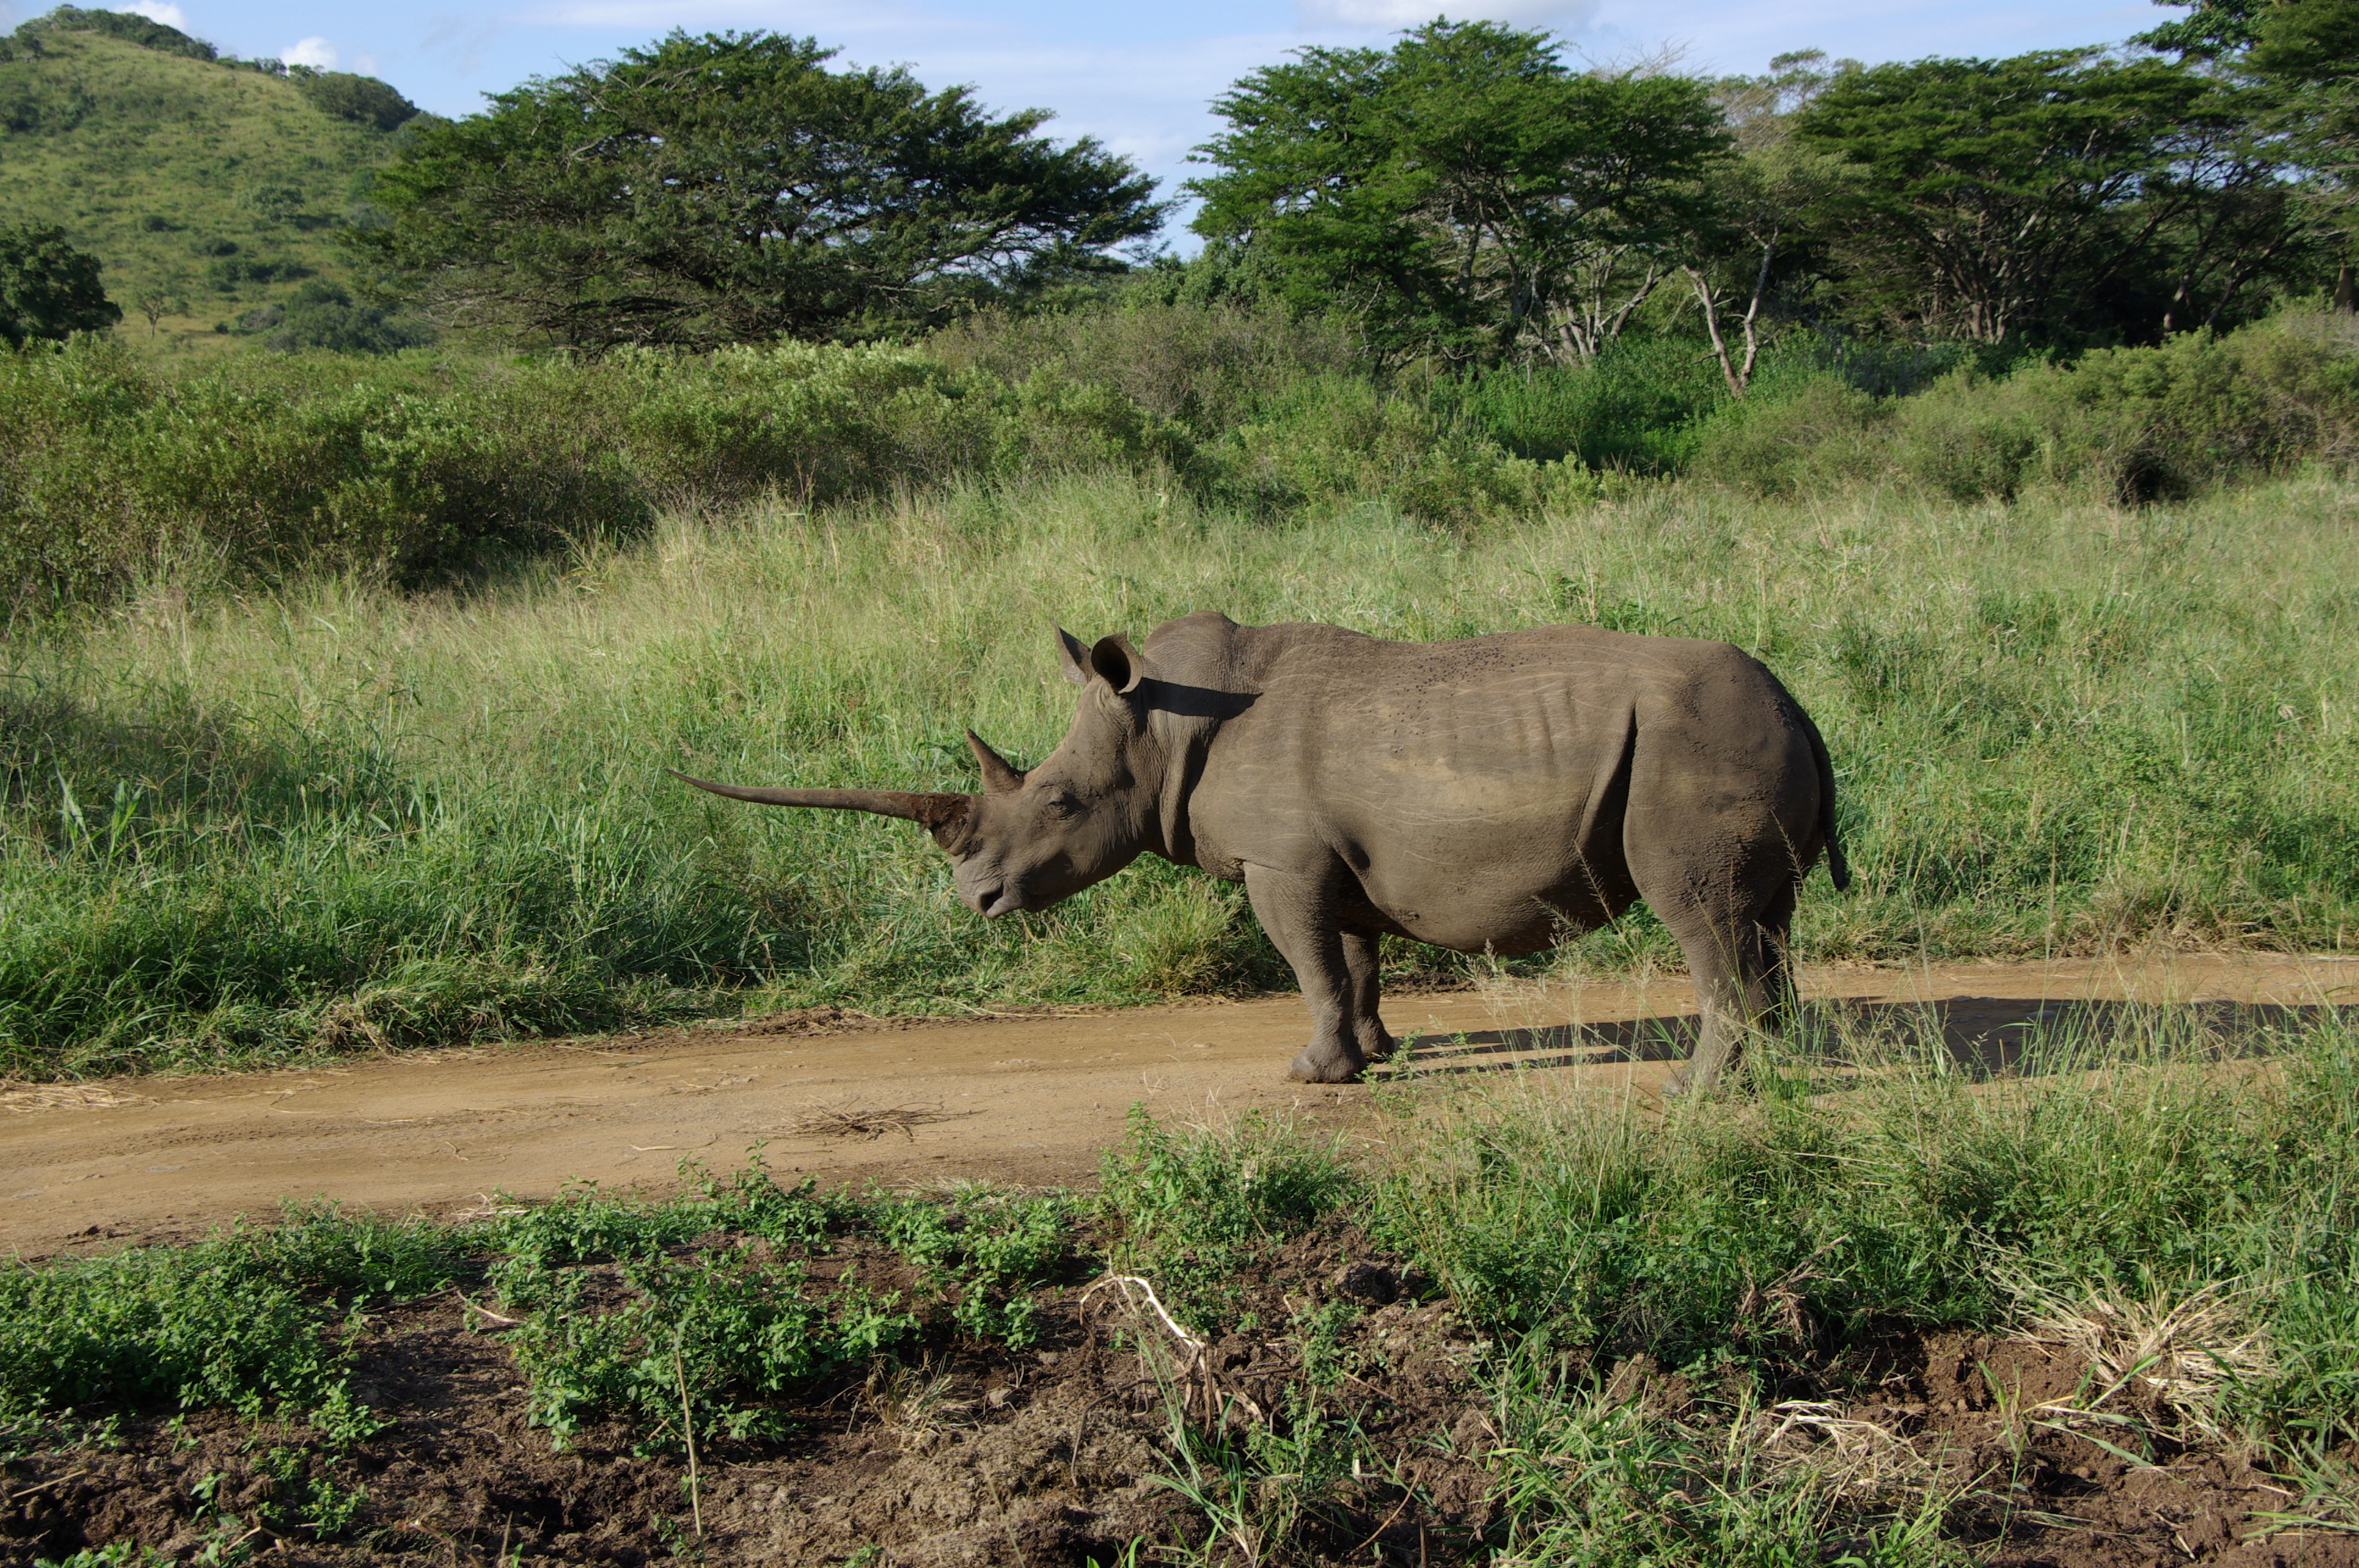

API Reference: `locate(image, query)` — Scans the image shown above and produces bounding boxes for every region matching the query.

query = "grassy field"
[2,466,2354,1080]
[0,29,409,347]
[4,1004,2356,1562]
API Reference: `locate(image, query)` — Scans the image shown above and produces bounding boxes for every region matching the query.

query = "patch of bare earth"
[5,1225,2355,1566]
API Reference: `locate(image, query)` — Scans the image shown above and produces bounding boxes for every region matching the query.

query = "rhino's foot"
[1288,1040,1366,1083]
[1663,1063,1727,1098]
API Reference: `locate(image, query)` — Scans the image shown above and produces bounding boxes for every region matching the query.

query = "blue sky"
[6,0,2174,238]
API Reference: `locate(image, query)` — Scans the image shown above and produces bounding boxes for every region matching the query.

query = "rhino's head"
[672,629,1159,918]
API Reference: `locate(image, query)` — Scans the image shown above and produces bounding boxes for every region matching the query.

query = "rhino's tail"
[1799,706,1851,892]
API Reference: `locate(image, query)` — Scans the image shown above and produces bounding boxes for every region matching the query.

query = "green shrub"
[0,336,1205,603]
[0,1207,451,1421]
[1691,375,1892,495]
[1100,1109,1358,1331]
[1440,336,1735,471]
[253,281,435,354]
[1216,372,1543,524]
[292,70,419,132]
[2030,311,2359,499]
[924,300,1356,434]
[1696,311,2359,502]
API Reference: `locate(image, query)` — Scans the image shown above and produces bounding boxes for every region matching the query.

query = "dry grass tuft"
[787,1100,968,1141]
[0,1080,151,1115]
[860,1361,960,1452]
[2027,1281,2273,1443]
[1750,1398,1941,1501]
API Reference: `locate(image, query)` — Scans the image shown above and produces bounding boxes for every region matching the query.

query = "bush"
[253,281,435,354]
[0,336,1208,603]
[206,255,311,289]
[1438,336,1735,471]
[1691,376,1892,496]
[293,70,419,132]
[925,300,1357,434]
[2030,310,2359,499]
[1693,311,2359,502]
[0,222,119,345]
[1214,372,1545,524]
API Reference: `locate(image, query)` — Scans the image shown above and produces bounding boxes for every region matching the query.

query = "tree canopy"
[1188,20,1728,365]
[1790,51,2236,342]
[0,223,119,345]
[294,71,420,132]
[361,31,1164,349]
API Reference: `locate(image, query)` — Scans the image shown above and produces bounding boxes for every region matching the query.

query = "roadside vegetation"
[5,1004,2357,1562]
[2,314,2354,1080]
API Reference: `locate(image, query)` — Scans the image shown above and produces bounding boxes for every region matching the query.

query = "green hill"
[0,9,422,349]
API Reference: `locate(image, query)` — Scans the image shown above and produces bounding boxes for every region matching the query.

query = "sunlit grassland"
[2,469,2354,1078]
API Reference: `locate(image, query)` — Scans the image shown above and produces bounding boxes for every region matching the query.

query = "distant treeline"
[339,4,2357,360]
[13,1,2351,361]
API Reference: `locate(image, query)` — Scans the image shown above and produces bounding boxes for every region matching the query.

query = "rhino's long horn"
[668,771,971,831]
[965,730,1024,794]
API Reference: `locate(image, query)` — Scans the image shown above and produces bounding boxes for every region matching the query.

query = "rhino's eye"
[1042,793,1084,820]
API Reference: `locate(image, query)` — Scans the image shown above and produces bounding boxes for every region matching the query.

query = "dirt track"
[4,954,2354,1259]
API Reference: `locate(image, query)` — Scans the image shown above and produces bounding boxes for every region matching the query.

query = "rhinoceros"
[675,612,1848,1091]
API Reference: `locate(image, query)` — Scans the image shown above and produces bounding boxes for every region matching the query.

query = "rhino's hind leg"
[1244,864,1369,1083]
[1657,881,1799,1095]
[1341,931,1398,1065]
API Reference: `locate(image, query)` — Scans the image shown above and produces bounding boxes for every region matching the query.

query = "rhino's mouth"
[968,884,1026,918]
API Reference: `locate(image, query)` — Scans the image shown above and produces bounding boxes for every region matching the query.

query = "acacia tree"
[1187,20,1728,365]
[1793,50,2219,342]
[1685,52,1854,395]
[0,224,120,345]
[360,32,1163,348]
[2133,0,2342,321]
[2245,0,2359,307]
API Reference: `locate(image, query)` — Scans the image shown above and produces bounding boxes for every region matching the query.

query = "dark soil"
[2,1223,2350,1567]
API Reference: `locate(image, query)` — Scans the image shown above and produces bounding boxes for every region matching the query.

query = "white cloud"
[114,0,191,28]
[281,35,340,68]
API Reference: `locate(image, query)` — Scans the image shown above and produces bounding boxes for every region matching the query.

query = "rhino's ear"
[1056,627,1092,688]
[1089,634,1144,695]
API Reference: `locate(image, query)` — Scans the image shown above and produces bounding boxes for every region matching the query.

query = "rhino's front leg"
[1242,863,1365,1083]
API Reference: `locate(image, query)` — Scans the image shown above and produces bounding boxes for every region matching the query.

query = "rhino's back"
[1151,613,1782,774]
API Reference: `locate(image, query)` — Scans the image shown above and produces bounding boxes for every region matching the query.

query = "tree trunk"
[2335,263,2357,315]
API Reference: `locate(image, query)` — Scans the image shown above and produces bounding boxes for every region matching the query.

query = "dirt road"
[4,954,2354,1258]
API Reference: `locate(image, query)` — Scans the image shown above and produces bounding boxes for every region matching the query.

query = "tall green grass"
[2,465,2353,1078]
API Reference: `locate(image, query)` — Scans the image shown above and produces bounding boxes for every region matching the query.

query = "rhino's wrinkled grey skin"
[674,613,1848,1091]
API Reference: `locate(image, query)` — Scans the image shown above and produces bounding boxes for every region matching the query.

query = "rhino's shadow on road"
[1376,996,2354,1082]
